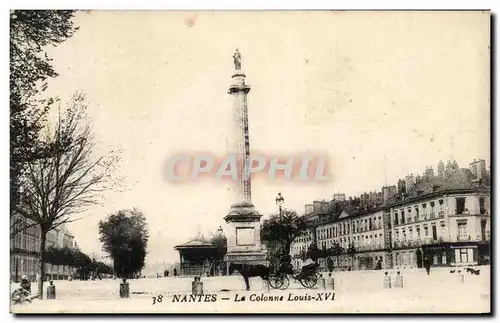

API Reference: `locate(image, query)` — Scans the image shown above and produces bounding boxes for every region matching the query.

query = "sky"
[42,11,490,266]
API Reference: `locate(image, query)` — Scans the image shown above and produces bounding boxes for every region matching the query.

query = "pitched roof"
[174,239,217,250]
[386,168,489,206]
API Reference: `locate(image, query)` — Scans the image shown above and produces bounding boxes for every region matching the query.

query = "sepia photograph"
[9,10,491,314]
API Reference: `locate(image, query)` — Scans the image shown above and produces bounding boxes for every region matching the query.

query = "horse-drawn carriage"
[228,259,321,291]
[268,262,321,290]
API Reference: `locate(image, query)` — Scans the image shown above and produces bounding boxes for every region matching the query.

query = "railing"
[355,244,384,252]
[393,237,445,249]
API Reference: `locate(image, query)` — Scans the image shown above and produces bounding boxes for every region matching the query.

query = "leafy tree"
[98,209,149,280]
[16,93,118,298]
[329,242,343,268]
[261,209,308,268]
[209,230,227,275]
[10,10,78,222]
[306,243,322,262]
[321,244,328,258]
[93,261,113,275]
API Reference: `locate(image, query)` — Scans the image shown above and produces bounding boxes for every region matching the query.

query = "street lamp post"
[216,226,224,276]
[275,193,285,256]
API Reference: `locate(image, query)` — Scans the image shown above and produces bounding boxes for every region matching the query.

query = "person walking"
[326,257,334,277]
[173,268,178,277]
[424,256,431,275]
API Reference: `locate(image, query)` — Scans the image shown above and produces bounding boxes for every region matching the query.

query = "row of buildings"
[10,217,78,282]
[290,159,491,271]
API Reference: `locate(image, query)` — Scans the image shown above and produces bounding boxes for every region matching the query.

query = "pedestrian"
[164,270,167,277]
[424,256,431,275]
[166,270,169,277]
[20,275,31,293]
[173,268,178,277]
[326,257,334,277]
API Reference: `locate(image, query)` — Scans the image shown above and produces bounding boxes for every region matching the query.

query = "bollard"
[326,276,335,290]
[394,271,404,288]
[318,277,326,291]
[383,272,391,289]
[46,280,56,299]
[261,279,270,293]
[192,276,203,295]
[120,278,130,298]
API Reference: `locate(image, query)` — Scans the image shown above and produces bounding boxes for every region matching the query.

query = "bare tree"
[14,92,120,298]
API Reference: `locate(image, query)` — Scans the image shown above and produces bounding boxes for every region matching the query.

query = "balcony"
[393,237,445,249]
[455,234,490,243]
[355,243,384,252]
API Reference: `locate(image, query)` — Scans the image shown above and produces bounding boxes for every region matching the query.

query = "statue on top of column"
[233,49,242,71]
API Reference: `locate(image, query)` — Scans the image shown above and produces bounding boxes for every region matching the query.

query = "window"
[456,198,466,215]
[401,210,405,224]
[424,226,428,237]
[369,218,373,230]
[415,206,419,216]
[457,221,467,240]
[479,197,486,215]
[455,248,473,263]
[394,212,399,225]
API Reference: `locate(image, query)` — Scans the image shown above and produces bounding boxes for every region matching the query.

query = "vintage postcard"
[10,10,490,314]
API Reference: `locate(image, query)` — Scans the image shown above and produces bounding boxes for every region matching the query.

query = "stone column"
[229,72,251,204]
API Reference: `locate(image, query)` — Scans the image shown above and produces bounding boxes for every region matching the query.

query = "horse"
[228,263,270,291]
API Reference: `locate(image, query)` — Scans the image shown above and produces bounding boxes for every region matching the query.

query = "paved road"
[11,266,490,313]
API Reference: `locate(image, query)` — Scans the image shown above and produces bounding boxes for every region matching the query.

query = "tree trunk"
[38,230,47,299]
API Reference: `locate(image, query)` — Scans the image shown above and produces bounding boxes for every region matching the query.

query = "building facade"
[10,216,77,282]
[288,167,490,271]
[389,176,490,268]
[313,208,389,270]
[290,228,314,270]
[10,217,41,282]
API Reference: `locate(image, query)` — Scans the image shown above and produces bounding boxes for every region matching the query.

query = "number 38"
[152,295,163,305]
